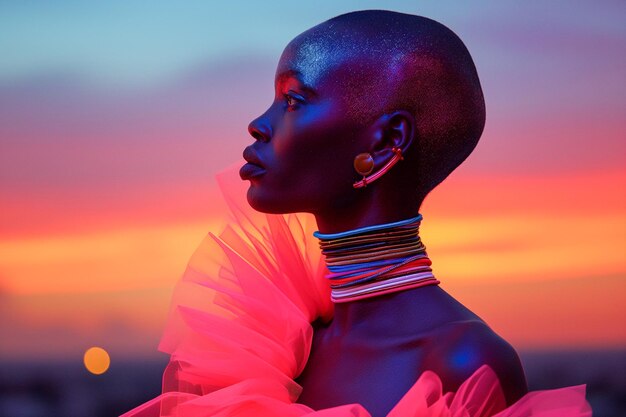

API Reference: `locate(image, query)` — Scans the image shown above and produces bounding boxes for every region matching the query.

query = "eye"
[283,92,303,110]
[284,94,296,106]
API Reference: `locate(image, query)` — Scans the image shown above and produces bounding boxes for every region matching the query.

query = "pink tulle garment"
[121,162,593,417]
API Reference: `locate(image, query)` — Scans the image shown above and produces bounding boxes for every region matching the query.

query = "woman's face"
[241,36,369,215]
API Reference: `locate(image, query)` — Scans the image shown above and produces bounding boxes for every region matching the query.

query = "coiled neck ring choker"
[313,215,439,303]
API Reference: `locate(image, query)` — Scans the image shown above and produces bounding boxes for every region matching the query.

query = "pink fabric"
[121,161,593,417]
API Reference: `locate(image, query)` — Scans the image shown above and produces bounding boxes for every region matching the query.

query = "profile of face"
[241,29,381,216]
[240,11,485,222]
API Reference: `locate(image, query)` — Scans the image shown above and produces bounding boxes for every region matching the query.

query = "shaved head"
[281,10,485,204]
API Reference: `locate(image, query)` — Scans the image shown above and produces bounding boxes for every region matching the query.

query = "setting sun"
[83,347,111,375]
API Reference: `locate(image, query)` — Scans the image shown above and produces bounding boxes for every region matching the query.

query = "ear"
[368,110,416,158]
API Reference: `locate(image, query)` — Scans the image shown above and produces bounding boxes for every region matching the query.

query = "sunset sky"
[0,1,624,363]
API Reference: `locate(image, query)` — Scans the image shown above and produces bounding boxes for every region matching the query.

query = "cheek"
[250,99,365,213]
[275,102,358,182]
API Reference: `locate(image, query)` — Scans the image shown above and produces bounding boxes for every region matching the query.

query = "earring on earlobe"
[353,147,403,189]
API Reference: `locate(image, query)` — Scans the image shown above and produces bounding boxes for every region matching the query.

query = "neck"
[314,183,419,234]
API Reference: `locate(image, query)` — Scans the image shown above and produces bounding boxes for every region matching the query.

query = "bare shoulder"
[422,319,529,406]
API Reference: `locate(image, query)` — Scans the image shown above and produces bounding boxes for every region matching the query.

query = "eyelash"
[283,93,302,110]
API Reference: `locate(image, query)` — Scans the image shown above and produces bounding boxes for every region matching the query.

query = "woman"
[122,10,592,417]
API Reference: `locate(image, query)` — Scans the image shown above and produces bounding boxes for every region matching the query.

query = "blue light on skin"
[449,343,480,371]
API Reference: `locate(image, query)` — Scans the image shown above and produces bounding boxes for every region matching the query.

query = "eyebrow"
[276,69,318,97]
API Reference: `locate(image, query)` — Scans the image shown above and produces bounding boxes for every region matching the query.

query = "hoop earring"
[353,147,403,189]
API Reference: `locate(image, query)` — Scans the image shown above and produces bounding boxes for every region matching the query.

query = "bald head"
[282,10,485,205]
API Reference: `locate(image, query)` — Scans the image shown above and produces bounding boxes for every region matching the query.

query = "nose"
[248,115,272,143]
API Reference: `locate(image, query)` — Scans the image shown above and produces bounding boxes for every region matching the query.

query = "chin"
[245,185,310,215]
[245,186,286,214]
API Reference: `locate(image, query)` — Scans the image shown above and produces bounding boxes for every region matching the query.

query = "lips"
[243,146,265,168]
[239,162,266,180]
[240,146,267,180]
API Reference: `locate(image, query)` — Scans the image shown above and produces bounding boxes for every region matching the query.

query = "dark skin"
[296,288,528,416]
[241,12,528,417]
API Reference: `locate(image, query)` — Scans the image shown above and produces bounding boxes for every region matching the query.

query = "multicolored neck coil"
[313,215,440,303]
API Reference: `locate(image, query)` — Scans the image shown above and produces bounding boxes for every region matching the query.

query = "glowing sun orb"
[83,346,110,375]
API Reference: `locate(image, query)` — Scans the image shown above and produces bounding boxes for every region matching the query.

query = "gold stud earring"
[354,153,375,187]
[353,147,403,189]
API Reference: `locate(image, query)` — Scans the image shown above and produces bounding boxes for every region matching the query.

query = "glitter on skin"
[274,10,486,205]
